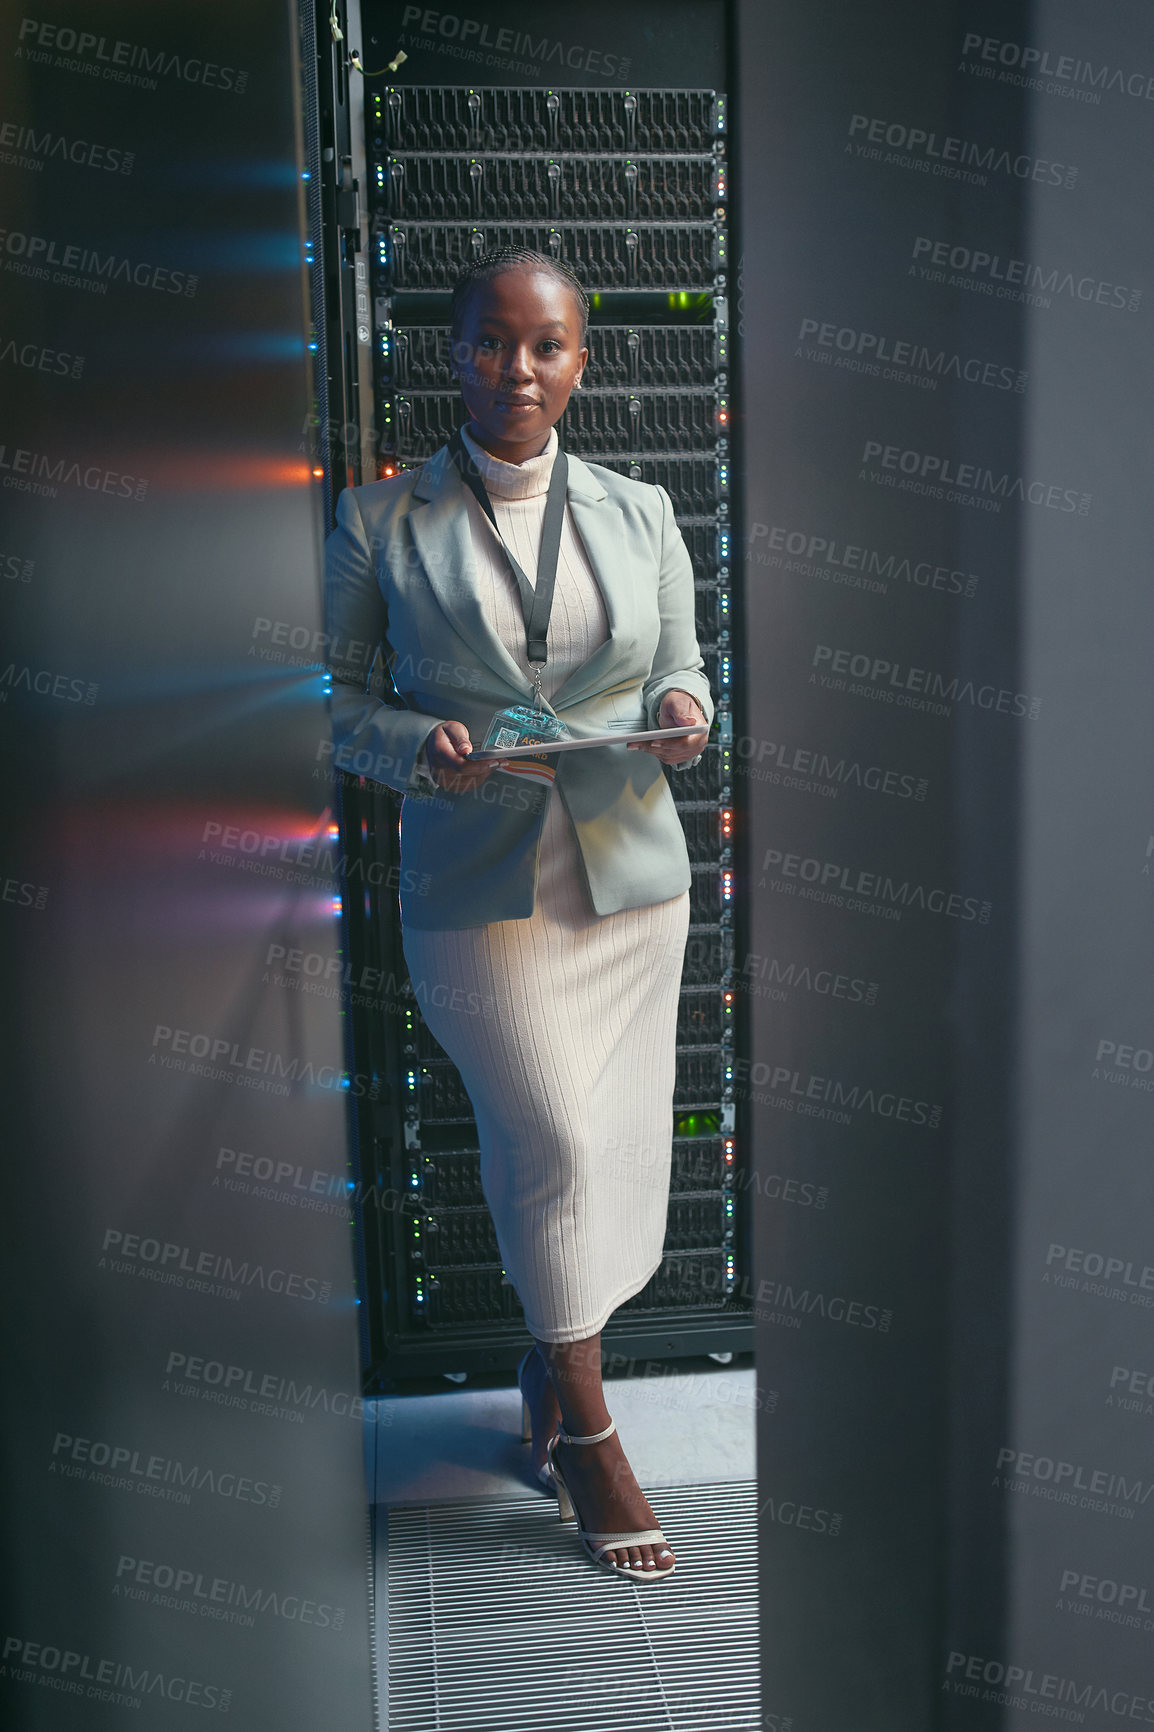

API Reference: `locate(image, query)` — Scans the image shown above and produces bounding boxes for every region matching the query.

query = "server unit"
[310,6,748,1385]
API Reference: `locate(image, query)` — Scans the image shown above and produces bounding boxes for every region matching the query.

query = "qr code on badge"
[493,727,519,748]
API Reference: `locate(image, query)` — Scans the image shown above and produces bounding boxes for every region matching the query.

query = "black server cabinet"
[310,3,748,1386]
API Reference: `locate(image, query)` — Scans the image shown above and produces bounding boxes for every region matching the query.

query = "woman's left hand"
[627,690,710,764]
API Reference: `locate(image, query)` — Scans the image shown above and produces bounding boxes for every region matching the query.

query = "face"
[451,267,587,463]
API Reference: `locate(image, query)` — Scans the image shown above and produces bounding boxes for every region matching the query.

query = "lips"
[497,396,542,408]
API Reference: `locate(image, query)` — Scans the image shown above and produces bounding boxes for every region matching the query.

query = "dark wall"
[736,2,1154,1728]
[0,5,374,1727]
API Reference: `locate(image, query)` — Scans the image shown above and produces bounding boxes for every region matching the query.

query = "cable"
[330,0,406,77]
[349,47,408,77]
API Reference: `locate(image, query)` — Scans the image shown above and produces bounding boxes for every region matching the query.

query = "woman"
[324,247,713,1582]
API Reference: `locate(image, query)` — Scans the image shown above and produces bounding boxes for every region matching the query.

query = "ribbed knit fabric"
[400,422,689,1342]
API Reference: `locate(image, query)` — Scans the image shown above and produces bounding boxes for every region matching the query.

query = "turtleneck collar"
[460,422,559,501]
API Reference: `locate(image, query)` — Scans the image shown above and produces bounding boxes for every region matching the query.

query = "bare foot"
[552,1428,674,1575]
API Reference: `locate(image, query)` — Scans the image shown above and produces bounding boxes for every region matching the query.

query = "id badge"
[481,703,570,789]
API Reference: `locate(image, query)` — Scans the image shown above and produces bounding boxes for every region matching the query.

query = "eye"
[539,340,562,352]
[477,336,502,351]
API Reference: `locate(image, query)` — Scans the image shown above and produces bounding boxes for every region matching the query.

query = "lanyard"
[449,427,568,707]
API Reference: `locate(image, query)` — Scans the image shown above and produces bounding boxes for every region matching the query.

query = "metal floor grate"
[385,1481,760,1731]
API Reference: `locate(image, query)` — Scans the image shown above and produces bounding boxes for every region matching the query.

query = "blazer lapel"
[406,443,639,713]
[408,447,530,696]
[549,464,638,711]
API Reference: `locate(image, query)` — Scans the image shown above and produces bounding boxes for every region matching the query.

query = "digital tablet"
[471,725,703,759]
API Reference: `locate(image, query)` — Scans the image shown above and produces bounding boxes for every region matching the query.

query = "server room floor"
[366,1352,756,1505]
[368,1356,760,1730]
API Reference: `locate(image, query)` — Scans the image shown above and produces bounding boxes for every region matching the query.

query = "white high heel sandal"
[545,1418,676,1583]
[516,1348,556,1489]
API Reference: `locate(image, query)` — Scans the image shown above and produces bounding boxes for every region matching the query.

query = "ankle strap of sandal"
[557,1418,616,1446]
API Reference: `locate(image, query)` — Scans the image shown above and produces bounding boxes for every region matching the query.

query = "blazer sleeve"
[323,485,448,800]
[640,482,716,773]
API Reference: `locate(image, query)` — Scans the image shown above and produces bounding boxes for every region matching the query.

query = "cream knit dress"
[400,423,690,1343]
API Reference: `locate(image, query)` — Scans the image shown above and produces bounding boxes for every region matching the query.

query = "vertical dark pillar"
[740,2,1154,1727]
[0,5,375,1727]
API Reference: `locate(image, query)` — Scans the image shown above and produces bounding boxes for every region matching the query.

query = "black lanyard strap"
[448,427,569,677]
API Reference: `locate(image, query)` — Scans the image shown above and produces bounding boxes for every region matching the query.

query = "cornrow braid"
[449,247,589,348]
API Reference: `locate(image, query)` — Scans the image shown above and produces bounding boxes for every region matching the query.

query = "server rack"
[312,17,748,1384]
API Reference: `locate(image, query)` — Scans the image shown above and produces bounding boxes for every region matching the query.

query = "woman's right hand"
[424,721,495,793]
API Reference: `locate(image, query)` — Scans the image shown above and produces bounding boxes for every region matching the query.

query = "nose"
[502,343,535,382]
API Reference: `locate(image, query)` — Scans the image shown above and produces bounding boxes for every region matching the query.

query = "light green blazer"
[323,441,714,930]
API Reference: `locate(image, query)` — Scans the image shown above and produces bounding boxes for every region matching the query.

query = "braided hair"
[449,247,590,349]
